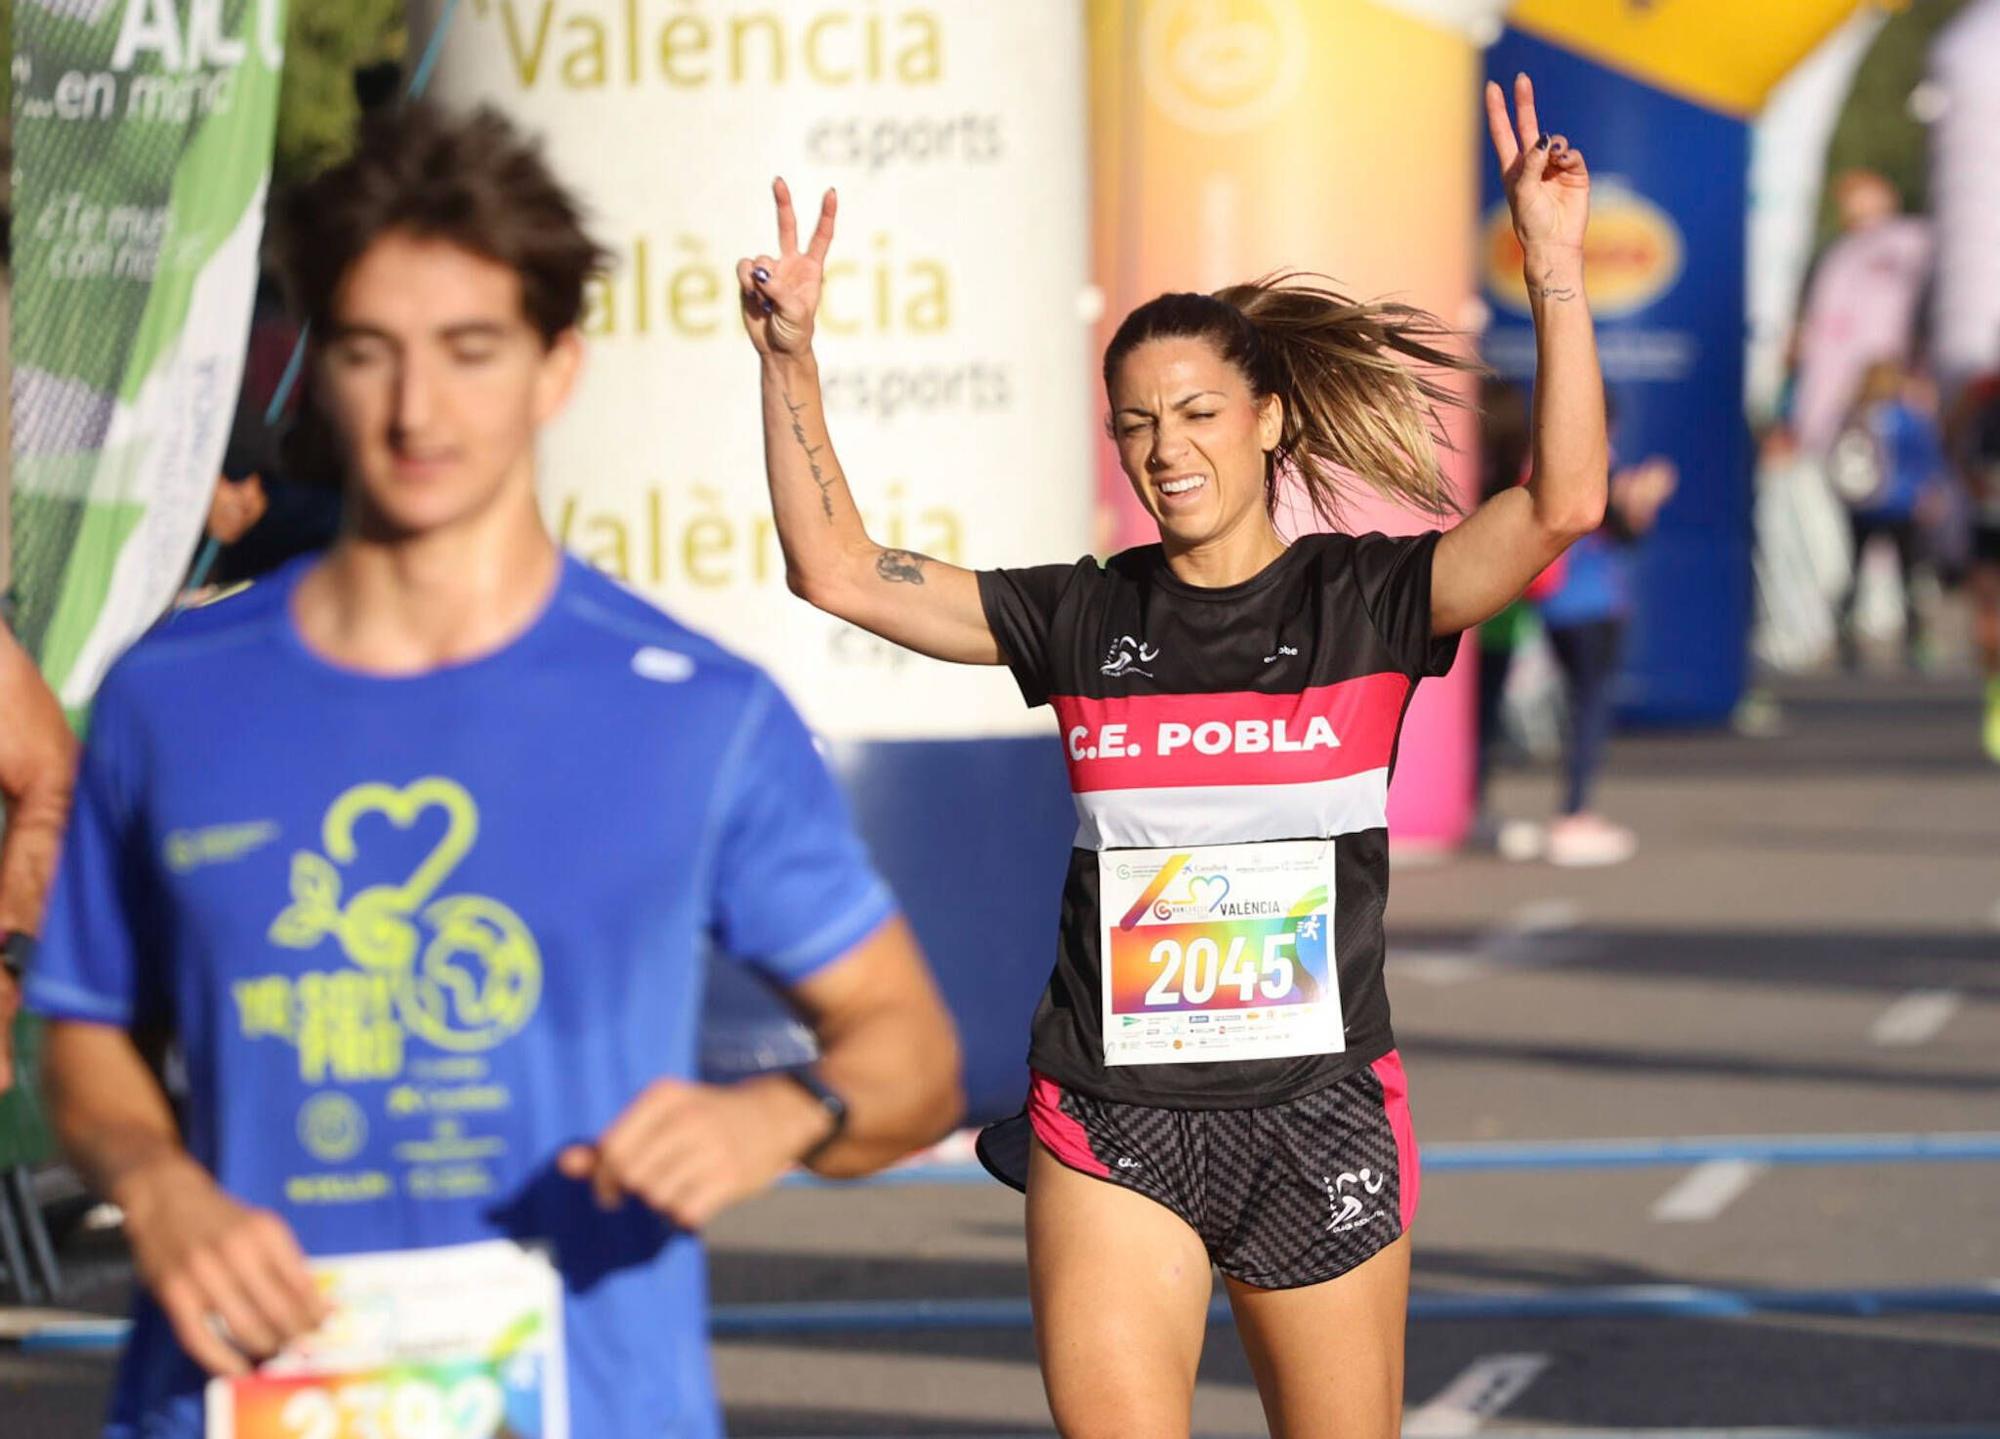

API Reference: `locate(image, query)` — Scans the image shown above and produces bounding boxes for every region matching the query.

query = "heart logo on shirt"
[267,777,542,1054]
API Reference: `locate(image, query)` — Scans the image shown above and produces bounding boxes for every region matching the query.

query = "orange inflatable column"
[1088,0,1492,848]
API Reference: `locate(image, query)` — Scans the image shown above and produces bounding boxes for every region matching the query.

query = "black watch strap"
[1,930,34,982]
[782,1066,848,1162]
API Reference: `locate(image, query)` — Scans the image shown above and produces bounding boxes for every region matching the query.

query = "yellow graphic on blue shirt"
[233,778,543,1083]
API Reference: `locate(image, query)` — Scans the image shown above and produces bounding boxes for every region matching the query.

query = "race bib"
[205,1240,566,1439]
[1098,840,1342,1066]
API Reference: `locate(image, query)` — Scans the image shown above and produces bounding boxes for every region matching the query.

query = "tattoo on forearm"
[782,389,837,520]
[876,549,929,585]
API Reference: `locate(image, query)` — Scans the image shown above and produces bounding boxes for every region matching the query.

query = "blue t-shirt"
[1853,399,1944,521]
[27,554,896,1439]
[1537,530,1630,629]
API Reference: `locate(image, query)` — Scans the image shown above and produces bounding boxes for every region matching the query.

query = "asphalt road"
[7,669,1998,1436]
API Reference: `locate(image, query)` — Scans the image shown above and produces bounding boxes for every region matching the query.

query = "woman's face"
[1109,335,1282,552]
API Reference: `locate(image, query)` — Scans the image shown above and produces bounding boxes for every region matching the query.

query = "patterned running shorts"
[978,1051,1419,1291]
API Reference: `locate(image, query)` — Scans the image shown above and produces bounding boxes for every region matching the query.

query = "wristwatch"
[1,930,33,983]
[781,1065,849,1162]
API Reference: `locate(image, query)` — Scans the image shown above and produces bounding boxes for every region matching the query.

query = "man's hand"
[557,1075,830,1230]
[117,1154,327,1376]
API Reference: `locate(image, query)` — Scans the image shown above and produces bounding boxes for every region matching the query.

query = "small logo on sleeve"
[633,647,695,682]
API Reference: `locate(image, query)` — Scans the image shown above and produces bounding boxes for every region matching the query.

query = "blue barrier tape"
[702,1283,2000,1336]
[20,1282,2000,1353]
[781,1131,2000,1189]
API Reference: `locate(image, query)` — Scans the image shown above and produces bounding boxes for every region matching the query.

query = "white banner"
[410,0,1094,740]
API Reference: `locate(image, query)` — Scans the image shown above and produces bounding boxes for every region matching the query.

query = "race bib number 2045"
[1098,839,1343,1066]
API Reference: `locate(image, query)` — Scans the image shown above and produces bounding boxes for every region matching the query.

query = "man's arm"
[773,913,964,1178]
[559,914,963,1224]
[43,1020,326,1373]
[0,623,80,1090]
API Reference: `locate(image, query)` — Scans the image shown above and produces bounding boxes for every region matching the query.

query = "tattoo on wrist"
[876,549,929,585]
[781,388,837,521]
[1530,265,1579,303]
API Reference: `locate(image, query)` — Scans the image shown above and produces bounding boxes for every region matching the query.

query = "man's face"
[317,230,580,538]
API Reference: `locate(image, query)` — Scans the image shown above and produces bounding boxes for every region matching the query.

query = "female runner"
[737,74,1603,1439]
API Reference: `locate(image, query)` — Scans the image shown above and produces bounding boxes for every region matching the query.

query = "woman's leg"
[1475,639,1515,804]
[1547,618,1624,817]
[1224,1233,1412,1439]
[1026,1136,1214,1438]
[1887,518,1922,662]
[1836,513,1874,667]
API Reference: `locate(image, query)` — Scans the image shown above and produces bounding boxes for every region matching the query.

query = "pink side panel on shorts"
[1027,1070,1111,1178]
[1370,1049,1421,1231]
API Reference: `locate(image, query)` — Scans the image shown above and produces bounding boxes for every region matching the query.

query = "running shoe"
[1546,813,1637,867]
[1496,818,1546,863]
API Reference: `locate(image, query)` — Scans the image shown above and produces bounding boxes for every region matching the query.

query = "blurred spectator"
[1788,169,1933,461]
[1471,377,1548,859]
[1945,344,2000,761]
[0,617,78,1094]
[182,302,342,597]
[1827,360,1948,670]
[1532,401,1678,867]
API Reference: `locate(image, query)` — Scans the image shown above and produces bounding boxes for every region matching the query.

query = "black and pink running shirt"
[978,530,1460,1109]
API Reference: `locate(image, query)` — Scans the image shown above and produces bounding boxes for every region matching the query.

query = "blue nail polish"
[752,266,770,283]
[1536,133,1550,150]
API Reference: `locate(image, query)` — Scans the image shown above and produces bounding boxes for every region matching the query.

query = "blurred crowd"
[1771,167,2000,747]
[1475,162,2000,871]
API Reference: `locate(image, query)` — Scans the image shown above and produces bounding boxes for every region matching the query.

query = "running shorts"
[978,1051,1419,1290]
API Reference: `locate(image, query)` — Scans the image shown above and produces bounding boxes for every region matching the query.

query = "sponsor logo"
[1483,181,1683,319]
[298,1092,368,1164]
[1140,0,1308,135]
[164,820,280,873]
[1322,1167,1388,1234]
[1263,644,1299,663]
[632,646,696,682]
[1115,1157,1142,1170]
[1100,634,1160,679]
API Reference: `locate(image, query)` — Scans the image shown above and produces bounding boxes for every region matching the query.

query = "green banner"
[9,0,288,715]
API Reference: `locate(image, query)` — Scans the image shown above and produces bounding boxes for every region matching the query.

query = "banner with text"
[10,0,287,714]
[410,0,1095,741]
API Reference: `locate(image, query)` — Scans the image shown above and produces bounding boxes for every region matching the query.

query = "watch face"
[2,931,33,979]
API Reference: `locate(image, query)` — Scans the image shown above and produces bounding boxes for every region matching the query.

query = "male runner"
[27,103,961,1438]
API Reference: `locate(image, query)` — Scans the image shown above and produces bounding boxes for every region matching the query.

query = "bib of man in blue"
[27,554,896,1439]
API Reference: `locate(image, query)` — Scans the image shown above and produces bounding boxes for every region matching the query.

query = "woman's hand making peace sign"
[737,178,838,358]
[1433,72,1607,636]
[1485,72,1590,266]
